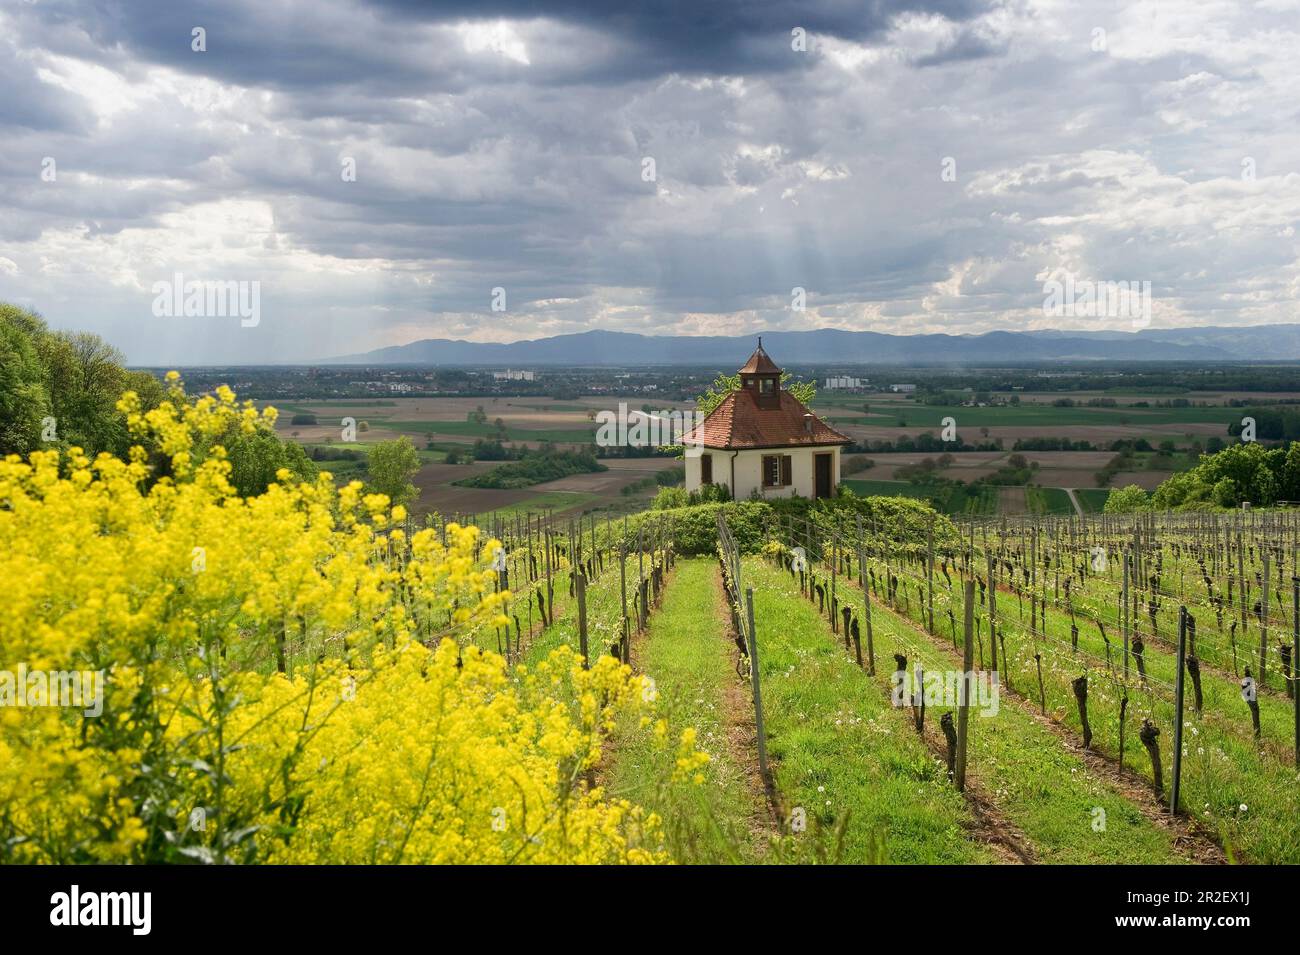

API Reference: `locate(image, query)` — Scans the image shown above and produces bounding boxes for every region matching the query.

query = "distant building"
[492,369,536,381]
[890,383,917,393]
[683,341,850,500]
[824,376,867,390]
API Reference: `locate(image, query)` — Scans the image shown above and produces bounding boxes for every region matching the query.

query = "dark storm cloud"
[370,0,987,76]
[12,0,990,89]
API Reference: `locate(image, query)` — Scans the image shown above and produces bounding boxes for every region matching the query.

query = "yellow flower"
[0,378,668,865]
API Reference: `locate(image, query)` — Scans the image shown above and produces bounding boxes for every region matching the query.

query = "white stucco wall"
[684,446,841,499]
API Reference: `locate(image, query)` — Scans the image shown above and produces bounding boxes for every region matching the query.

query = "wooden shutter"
[700,454,712,484]
[780,455,792,486]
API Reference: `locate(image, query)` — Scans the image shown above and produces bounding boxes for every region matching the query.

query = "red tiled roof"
[685,388,851,450]
[738,345,781,374]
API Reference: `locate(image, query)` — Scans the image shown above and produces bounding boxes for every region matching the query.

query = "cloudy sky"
[2,0,1298,364]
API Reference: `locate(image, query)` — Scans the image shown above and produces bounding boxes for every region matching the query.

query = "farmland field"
[269,382,1300,523]
[273,396,686,521]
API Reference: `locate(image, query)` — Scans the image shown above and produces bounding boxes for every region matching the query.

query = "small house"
[683,341,850,499]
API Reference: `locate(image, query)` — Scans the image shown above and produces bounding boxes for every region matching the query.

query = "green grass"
[742,560,997,863]
[604,560,767,863]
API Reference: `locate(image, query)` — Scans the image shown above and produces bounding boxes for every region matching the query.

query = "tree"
[223,427,318,497]
[1104,484,1150,513]
[0,302,166,458]
[0,304,49,454]
[367,437,422,505]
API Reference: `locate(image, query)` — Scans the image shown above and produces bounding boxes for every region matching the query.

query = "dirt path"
[1064,487,1085,518]
[901,693,1037,864]
[711,565,784,844]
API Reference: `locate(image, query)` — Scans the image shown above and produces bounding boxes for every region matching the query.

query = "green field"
[1026,486,1076,515]
[1074,488,1111,512]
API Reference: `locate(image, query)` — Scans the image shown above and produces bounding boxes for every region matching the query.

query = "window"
[700,453,712,485]
[762,454,792,488]
[759,377,775,394]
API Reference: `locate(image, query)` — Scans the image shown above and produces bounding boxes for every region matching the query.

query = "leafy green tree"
[1145,438,1300,509]
[652,486,689,509]
[1103,484,1150,513]
[1192,441,1281,506]
[1152,471,1197,508]
[367,436,422,505]
[222,428,318,497]
[1281,443,1300,501]
[1211,477,1239,508]
[0,304,50,453]
[0,303,165,458]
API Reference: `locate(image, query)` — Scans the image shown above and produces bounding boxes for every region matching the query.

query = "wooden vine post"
[861,542,876,675]
[620,543,629,663]
[1170,606,1187,814]
[830,529,838,634]
[926,515,935,634]
[746,587,769,785]
[986,552,998,674]
[1294,576,1299,768]
[1261,550,1270,686]
[956,579,975,793]
[576,569,589,669]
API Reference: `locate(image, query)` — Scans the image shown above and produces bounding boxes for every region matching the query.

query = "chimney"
[803,413,813,435]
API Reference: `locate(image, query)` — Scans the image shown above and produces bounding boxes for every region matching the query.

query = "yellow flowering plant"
[0,379,671,863]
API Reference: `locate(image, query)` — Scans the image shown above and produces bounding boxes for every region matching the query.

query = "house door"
[814,453,832,498]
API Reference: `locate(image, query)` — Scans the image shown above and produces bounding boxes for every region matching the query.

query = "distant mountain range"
[324,324,1300,366]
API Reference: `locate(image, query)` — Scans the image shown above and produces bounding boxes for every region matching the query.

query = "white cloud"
[2,0,1298,361]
